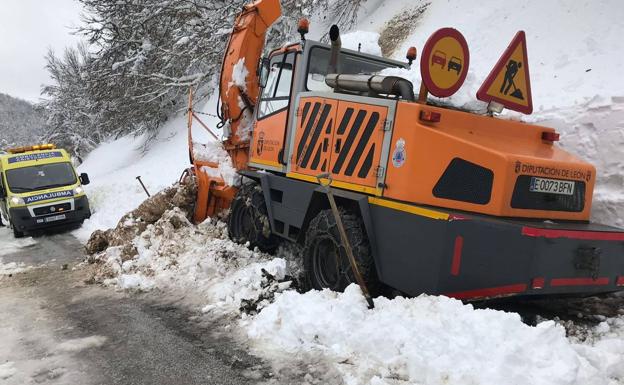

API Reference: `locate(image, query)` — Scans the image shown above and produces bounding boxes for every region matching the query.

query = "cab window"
[306,46,401,92]
[257,51,295,120]
[6,162,77,193]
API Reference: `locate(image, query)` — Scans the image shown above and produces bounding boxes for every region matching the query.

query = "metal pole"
[136,176,151,197]
[316,173,374,309]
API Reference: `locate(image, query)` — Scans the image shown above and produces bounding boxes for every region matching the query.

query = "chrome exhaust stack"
[325,74,415,102]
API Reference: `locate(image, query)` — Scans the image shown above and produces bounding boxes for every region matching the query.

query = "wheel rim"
[312,238,344,289]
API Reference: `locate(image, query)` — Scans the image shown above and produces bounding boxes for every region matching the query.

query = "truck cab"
[0,144,91,237]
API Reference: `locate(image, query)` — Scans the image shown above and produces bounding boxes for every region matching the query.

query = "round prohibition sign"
[420,28,470,97]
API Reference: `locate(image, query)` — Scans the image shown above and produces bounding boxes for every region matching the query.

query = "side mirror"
[79,173,90,185]
[258,57,270,88]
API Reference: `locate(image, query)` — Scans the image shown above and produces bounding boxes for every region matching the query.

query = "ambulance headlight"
[10,196,24,205]
[73,186,84,195]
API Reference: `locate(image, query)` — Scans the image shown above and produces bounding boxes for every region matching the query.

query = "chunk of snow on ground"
[0,362,17,380]
[0,259,32,276]
[118,273,155,291]
[0,228,37,257]
[56,336,108,352]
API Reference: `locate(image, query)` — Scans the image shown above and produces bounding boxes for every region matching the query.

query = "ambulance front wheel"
[10,221,24,238]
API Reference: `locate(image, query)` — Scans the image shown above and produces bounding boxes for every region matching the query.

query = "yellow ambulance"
[0,144,91,237]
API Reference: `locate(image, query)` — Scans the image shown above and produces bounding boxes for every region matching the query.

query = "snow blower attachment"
[188,0,281,222]
[187,0,624,301]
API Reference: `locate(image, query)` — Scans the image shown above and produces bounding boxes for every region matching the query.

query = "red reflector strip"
[450,236,463,276]
[617,277,624,286]
[419,110,441,123]
[541,131,560,142]
[531,277,545,289]
[445,284,527,300]
[550,277,610,287]
[522,227,624,241]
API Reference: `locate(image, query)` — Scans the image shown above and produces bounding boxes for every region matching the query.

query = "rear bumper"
[368,201,624,300]
[9,196,91,233]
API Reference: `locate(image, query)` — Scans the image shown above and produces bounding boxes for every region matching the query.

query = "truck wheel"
[227,183,279,253]
[303,209,378,293]
[10,221,24,238]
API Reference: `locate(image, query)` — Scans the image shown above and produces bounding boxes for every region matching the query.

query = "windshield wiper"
[36,183,73,190]
[8,188,31,193]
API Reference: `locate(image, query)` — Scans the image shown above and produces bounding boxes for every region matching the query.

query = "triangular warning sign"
[477,31,533,114]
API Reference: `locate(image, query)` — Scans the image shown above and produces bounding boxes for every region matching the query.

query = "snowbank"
[246,286,624,385]
[92,208,295,315]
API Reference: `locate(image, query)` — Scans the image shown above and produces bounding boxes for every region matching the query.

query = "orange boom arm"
[189,0,281,223]
[220,0,281,169]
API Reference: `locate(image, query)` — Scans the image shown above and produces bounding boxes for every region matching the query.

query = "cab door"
[250,50,296,170]
[290,97,338,176]
[329,101,388,189]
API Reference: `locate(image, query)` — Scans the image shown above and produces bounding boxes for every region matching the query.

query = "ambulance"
[0,144,91,237]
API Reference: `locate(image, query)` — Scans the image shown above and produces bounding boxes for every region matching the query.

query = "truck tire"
[303,209,378,293]
[227,183,279,253]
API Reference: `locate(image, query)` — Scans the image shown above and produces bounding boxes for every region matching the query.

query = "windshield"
[6,162,77,193]
[307,46,401,92]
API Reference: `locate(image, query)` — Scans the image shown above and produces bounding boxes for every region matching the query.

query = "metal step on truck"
[185,0,624,300]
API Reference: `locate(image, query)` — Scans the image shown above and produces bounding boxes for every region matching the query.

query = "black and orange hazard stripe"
[293,98,386,187]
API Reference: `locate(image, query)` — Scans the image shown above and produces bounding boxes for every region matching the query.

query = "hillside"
[0,93,46,149]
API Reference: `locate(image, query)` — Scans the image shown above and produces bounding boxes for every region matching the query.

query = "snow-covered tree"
[40,0,361,155]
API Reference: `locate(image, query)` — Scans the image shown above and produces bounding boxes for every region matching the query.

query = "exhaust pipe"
[328,25,341,74]
[325,74,415,102]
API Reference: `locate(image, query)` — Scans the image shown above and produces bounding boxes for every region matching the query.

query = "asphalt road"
[0,231,275,385]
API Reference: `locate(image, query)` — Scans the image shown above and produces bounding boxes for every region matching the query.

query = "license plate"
[530,177,575,195]
[44,214,67,223]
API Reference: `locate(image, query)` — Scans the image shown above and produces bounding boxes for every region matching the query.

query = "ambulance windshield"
[6,162,77,193]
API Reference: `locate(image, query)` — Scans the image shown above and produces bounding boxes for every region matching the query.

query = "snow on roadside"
[0,227,36,258]
[246,286,624,385]
[94,208,295,316]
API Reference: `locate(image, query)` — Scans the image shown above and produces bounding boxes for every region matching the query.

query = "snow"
[0,227,37,258]
[342,31,382,56]
[246,286,612,385]
[229,58,249,95]
[56,336,108,352]
[193,141,238,185]
[97,209,292,315]
[74,108,213,242]
[0,362,17,380]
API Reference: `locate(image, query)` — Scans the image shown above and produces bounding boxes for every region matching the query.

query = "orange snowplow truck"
[188,0,624,300]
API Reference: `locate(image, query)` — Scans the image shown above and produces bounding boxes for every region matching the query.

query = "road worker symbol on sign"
[420,28,470,97]
[477,31,533,114]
